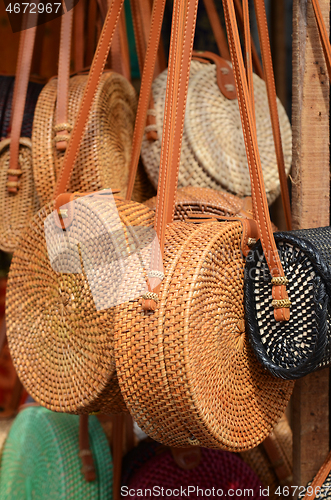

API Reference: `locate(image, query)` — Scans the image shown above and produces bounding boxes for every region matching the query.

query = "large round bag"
[32,72,138,206]
[0,406,113,499]
[140,58,292,204]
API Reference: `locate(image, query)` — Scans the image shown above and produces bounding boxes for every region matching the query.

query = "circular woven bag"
[140,60,292,204]
[0,406,113,499]
[32,72,138,206]
[114,218,294,450]
[6,195,154,415]
[125,446,264,499]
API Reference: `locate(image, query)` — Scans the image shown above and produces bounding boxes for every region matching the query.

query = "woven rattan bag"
[244,0,331,381]
[32,71,137,205]
[140,54,292,205]
[112,0,294,451]
[0,406,113,499]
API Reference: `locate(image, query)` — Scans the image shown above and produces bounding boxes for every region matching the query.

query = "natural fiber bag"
[244,0,331,381]
[140,55,292,205]
[0,406,113,499]
[113,0,294,451]
[32,71,138,205]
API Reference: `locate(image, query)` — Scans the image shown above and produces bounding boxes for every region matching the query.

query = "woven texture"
[32,72,137,206]
[6,196,154,414]
[241,415,292,500]
[245,227,331,380]
[0,137,40,252]
[126,446,264,499]
[145,186,246,220]
[0,406,113,499]
[141,61,292,204]
[114,219,294,450]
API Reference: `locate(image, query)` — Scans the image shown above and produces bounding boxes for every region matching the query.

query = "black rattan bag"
[244,0,331,381]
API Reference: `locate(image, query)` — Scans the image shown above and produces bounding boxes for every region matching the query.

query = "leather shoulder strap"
[8,22,37,194]
[202,0,230,60]
[222,0,290,322]
[54,3,74,151]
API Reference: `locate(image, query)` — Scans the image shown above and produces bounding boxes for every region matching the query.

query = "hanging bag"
[113,0,294,450]
[140,0,292,206]
[244,0,331,380]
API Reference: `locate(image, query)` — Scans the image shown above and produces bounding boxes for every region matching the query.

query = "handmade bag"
[114,0,294,450]
[244,0,331,380]
[32,0,140,206]
[140,7,292,205]
[5,0,157,416]
[0,406,113,499]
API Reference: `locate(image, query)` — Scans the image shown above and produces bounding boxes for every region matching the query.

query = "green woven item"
[0,406,113,499]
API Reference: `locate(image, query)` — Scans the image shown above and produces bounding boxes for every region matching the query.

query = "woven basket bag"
[112,0,294,451]
[124,446,265,500]
[244,0,331,381]
[32,71,138,205]
[140,57,292,205]
[0,406,113,499]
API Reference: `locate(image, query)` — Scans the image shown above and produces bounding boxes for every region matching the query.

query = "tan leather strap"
[202,0,230,60]
[86,0,98,67]
[222,0,289,322]
[55,3,74,151]
[125,0,173,200]
[242,0,255,114]
[79,414,96,482]
[9,29,26,133]
[54,0,126,198]
[312,0,331,78]
[154,0,199,245]
[233,0,263,79]
[110,9,131,80]
[8,24,37,195]
[74,0,85,72]
[302,451,331,500]
[253,0,292,231]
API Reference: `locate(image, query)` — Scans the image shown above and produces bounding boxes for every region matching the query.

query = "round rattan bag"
[141,60,292,204]
[32,72,137,206]
[6,193,155,415]
[0,406,113,499]
[114,218,294,451]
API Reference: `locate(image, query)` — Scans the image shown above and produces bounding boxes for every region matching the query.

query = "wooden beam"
[292,0,330,489]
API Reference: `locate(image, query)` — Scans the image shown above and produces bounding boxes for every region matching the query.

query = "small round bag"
[0,406,113,499]
[140,57,292,205]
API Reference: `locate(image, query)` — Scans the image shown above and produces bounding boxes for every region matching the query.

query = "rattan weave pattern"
[6,197,154,414]
[32,73,137,206]
[141,61,292,204]
[114,219,294,450]
[0,406,113,499]
[0,138,40,252]
[144,185,246,220]
[245,227,331,379]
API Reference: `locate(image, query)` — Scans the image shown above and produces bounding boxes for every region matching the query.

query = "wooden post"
[292,0,330,489]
